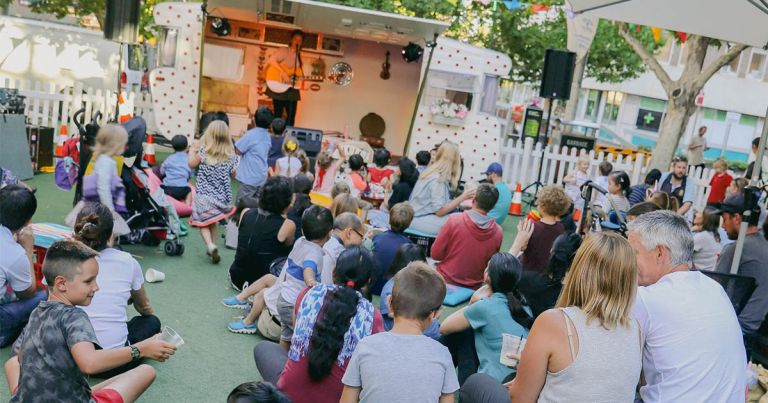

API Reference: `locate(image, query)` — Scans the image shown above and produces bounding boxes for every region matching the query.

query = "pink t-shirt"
[277,288,384,403]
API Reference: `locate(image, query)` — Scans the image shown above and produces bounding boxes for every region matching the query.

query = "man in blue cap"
[483,162,512,225]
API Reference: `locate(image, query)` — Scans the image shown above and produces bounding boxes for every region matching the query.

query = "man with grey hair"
[627,210,746,403]
[321,212,365,285]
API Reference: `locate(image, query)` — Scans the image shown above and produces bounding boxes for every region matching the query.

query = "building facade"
[575,40,767,163]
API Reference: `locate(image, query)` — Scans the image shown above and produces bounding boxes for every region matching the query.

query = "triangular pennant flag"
[530,4,550,13]
[503,0,523,9]
[677,32,687,43]
[565,7,576,19]
[651,27,662,43]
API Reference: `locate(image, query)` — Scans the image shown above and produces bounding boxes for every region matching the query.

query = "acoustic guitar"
[265,64,323,94]
[380,51,391,80]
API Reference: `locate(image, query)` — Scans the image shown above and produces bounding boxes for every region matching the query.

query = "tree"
[617,23,748,170]
[0,0,183,40]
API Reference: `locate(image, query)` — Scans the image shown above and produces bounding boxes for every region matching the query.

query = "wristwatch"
[130,345,141,361]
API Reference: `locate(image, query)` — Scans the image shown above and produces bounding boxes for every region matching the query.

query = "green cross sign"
[643,112,656,126]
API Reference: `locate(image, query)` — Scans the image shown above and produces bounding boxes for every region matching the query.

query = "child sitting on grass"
[227,381,290,403]
[160,134,193,205]
[340,262,459,403]
[370,202,414,294]
[514,185,571,273]
[346,154,368,197]
[227,205,331,337]
[7,240,175,403]
[378,244,440,339]
[368,148,394,186]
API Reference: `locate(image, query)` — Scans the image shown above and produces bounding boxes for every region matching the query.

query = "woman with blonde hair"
[408,141,475,235]
[65,124,130,235]
[189,120,240,263]
[497,231,641,402]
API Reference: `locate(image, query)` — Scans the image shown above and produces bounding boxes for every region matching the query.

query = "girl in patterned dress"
[189,121,239,264]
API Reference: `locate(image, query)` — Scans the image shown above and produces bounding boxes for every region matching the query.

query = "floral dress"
[190,148,239,227]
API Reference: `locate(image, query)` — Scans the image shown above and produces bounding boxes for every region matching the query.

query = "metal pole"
[403,37,438,157]
[730,105,768,274]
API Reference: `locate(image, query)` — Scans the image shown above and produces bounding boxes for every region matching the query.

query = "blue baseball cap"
[482,162,503,176]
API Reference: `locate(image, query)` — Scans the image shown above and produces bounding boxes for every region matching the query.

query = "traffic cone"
[54,124,68,157]
[144,133,156,165]
[118,92,133,124]
[509,183,523,216]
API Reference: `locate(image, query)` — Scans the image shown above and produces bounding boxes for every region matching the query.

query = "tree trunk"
[564,54,587,121]
[649,94,697,171]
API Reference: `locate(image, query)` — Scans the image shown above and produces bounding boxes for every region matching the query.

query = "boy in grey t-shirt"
[341,262,459,403]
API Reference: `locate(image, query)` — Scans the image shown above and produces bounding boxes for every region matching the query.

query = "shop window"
[740,115,758,127]
[703,107,726,122]
[748,51,767,80]
[584,90,601,121]
[423,70,479,120]
[602,91,623,123]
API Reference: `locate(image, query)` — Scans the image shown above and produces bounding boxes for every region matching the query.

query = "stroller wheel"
[176,243,185,256]
[164,241,178,256]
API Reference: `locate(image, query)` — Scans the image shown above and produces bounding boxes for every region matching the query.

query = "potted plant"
[430,98,468,126]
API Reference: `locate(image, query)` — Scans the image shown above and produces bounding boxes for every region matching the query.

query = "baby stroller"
[70,111,184,256]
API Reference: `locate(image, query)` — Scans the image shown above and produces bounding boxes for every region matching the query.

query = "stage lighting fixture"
[402,42,423,63]
[211,17,231,36]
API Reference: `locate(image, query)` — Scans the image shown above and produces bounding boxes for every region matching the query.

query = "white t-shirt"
[78,248,144,348]
[0,225,32,304]
[632,271,746,403]
[276,157,301,178]
[321,235,345,286]
[693,231,721,271]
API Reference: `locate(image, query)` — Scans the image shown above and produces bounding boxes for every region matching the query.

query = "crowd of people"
[1,113,767,403]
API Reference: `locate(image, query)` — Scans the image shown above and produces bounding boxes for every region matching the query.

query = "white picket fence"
[499,137,716,211]
[0,77,154,137]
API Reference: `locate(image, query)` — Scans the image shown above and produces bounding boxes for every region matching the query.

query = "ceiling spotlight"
[402,42,423,63]
[211,17,231,36]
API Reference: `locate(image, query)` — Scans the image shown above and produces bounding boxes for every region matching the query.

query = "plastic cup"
[500,333,526,367]
[145,269,165,283]
[159,326,184,347]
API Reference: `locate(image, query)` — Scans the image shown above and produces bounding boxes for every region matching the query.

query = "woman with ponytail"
[253,246,383,403]
[74,203,161,377]
[440,252,531,384]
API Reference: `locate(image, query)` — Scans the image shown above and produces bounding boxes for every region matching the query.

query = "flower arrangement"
[430,98,469,119]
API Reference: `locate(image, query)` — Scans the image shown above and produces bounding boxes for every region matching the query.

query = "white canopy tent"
[568,0,768,273]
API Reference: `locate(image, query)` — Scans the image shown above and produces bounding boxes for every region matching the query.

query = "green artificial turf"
[0,152,523,402]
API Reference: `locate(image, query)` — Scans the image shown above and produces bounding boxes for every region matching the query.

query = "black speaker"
[540,49,576,100]
[104,0,140,44]
[285,127,323,158]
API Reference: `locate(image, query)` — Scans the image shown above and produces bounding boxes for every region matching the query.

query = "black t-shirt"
[229,209,291,288]
[517,271,563,318]
[268,136,284,167]
[387,181,414,210]
[12,301,100,403]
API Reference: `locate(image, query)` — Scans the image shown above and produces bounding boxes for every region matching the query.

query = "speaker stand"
[523,98,554,210]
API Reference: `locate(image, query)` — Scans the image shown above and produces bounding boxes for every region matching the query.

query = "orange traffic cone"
[509,183,523,216]
[118,92,133,124]
[54,124,68,157]
[144,133,156,165]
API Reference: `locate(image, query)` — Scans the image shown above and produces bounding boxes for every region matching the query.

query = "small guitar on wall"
[380,50,391,80]
[265,63,324,93]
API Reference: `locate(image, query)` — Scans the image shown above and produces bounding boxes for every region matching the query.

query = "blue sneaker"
[222,296,250,309]
[228,319,257,334]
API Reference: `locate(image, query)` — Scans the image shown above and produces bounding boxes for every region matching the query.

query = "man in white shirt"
[687,126,707,172]
[627,211,746,403]
[0,185,47,347]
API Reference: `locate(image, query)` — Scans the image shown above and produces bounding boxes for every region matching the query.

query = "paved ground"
[0,154,523,402]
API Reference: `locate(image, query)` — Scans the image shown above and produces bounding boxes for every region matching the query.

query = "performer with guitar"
[266,30,304,126]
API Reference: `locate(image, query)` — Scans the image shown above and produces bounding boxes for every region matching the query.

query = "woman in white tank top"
[506,232,642,402]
